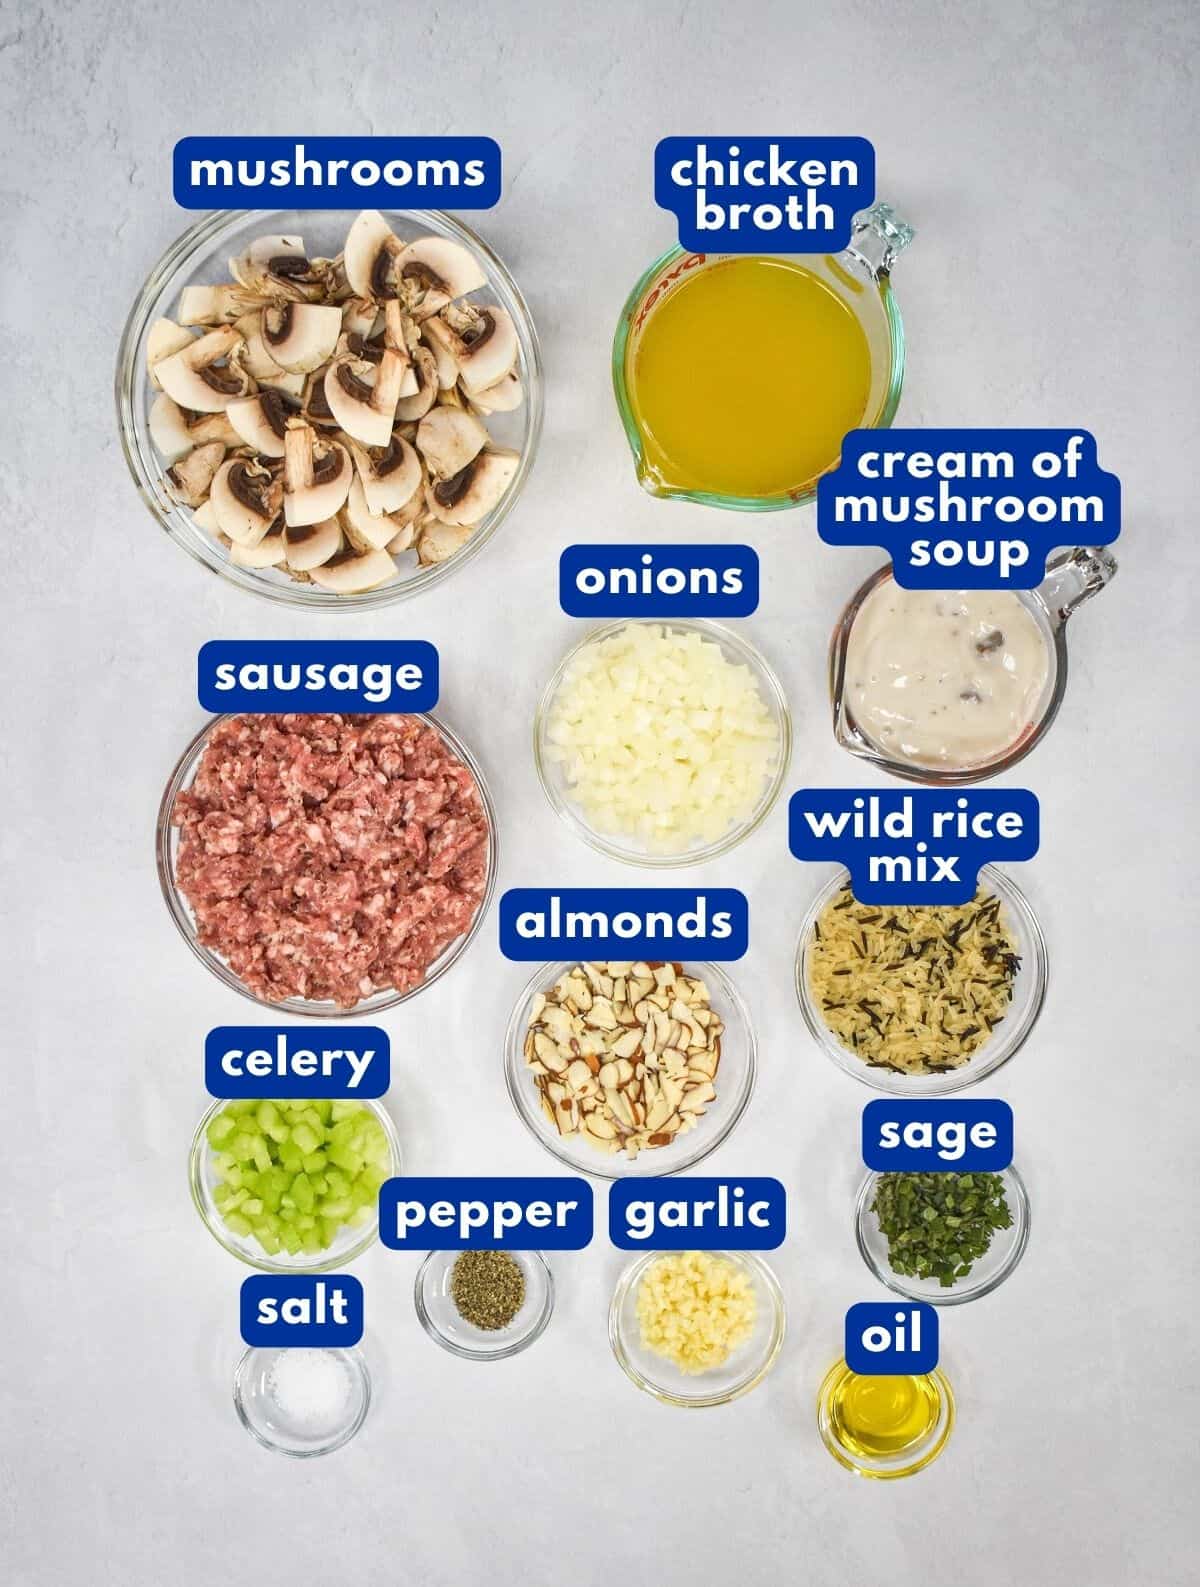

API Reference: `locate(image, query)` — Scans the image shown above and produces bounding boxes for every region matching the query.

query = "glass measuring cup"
[828,545,1118,784]
[612,201,915,511]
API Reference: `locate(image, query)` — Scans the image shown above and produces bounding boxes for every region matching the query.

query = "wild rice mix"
[806,885,1021,1075]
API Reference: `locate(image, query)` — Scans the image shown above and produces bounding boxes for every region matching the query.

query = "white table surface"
[3,2,1197,1582]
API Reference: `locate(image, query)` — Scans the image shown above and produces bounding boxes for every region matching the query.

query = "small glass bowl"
[609,1251,785,1407]
[234,1346,370,1457]
[855,1162,1030,1305]
[115,207,543,609]
[533,618,792,867]
[794,864,1048,1095]
[414,1250,554,1360]
[504,960,757,1180]
[190,1098,400,1273]
[157,710,497,1017]
[817,1359,954,1479]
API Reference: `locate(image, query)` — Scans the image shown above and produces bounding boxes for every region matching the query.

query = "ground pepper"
[450,1250,526,1330]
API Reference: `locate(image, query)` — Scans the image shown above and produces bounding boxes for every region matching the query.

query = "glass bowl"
[817,1359,954,1479]
[794,864,1048,1095]
[609,1250,786,1407]
[190,1097,400,1273]
[504,959,757,1179]
[414,1250,554,1360]
[115,207,543,609]
[855,1162,1030,1305]
[157,710,497,1017]
[533,618,792,867]
[233,1346,371,1457]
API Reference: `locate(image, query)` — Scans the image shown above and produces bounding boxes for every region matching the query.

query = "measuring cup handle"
[1038,546,1118,625]
[844,202,916,279]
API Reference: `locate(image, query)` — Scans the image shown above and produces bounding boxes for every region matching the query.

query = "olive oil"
[827,1371,942,1458]
[627,256,872,500]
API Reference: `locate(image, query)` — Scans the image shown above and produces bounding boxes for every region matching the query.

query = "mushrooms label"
[173,137,501,209]
[198,639,438,712]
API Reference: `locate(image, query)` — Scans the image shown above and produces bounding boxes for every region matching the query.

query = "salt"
[265,1350,353,1430]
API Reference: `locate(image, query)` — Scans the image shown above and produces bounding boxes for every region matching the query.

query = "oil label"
[609,1177,785,1249]
[845,1302,938,1374]
[198,640,437,712]
[379,1177,593,1250]
[788,789,1039,903]
[655,137,874,251]
[863,1100,1013,1172]
[173,137,501,209]
[205,1027,389,1100]
[241,1275,363,1348]
[818,429,1120,587]
[498,889,748,959]
[559,545,758,618]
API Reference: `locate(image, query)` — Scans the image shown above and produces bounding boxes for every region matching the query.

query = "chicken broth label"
[240,1274,364,1348]
[609,1177,785,1249]
[788,790,1039,904]
[846,1302,938,1375]
[559,545,759,617]
[197,640,438,712]
[499,889,749,960]
[818,429,1120,587]
[655,137,874,251]
[206,1027,390,1100]
[173,137,502,209]
[862,1100,1013,1172]
[379,1177,593,1249]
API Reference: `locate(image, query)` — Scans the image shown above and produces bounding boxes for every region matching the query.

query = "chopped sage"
[871,1171,1013,1287]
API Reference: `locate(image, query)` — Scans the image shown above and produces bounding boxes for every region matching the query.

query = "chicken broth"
[627,256,871,499]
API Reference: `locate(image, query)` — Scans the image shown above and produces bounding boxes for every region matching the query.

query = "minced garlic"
[635,1251,757,1374]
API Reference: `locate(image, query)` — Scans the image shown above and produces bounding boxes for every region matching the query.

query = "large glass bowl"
[609,1251,786,1407]
[504,959,756,1179]
[157,710,497,1017]
[115,207,542,609]
[190,1097,400,1273]
[533,618,792,868]
[794,865,1047,1095]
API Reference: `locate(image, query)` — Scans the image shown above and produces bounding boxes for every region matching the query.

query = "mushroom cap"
[322,352,405,447]
[147,319,196,388]
[210,457,283,546]
[155,327,251,413]
[415,405,488,480]
[343,209,400,300]
[426,447,519,527]
[262,302,342,373]
[309,546,397,593]
[341,474,400,552]
[395,235,487,311]
[284,516,342,571]
[226,390,294,458]
[346,434,423,515]
[456,307,519,394]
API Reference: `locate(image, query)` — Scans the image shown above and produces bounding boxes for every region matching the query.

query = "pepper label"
[609,1177,785,1249]
[845,1302,938,1375]
[559,545,759,618]
[862,1100,1013,1171]
[241,1274,363,1348]
[379,1177,593,1250]
[198,640,438,713]
[498,889,748,960]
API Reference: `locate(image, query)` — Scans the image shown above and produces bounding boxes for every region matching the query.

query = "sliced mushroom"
[341,474,401,552]
[155,326,252,413]
[394,345,440,421]
[323,351,407,446]
[231,526,287,568]
[423,325,461,390]
[209,457,283,547]
[343,209,402,300]
[177,283,262,326]
[309,545,397,593]
[226,390,295,458]
[149,393,199,462]
[256,368,307,399]
[393,235,487,320]
[467,369,523,414]
[233,311,289,380]
[415,406,488,480]
[341,298,381,340]
[261,302,342,373]
[387,520,418,555]
[229,235,324,300]
[165,441,225,507]
[417,520,473,565]
[422,306,518,395]
[300,367,339,429]
[282,421,352,526]
[146,319,196,388]
[192,496,220,533]
[284,516,342,571]
[345,433,422,514]
[426,448,519,526]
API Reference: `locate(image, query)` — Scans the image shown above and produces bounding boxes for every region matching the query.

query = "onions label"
[559,545,758,617]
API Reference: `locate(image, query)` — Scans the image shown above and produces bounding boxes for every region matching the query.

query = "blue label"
[788,790,1039,904]
[655,137,874,251]
[609,1178,785,1249]
[205,1027,389,1100]
[198,640,438,714]
[862,1100,1013,1172]
[173,137,501,209]
[559,545,759,618]
[240,1275,363,1348]
[845,1302,938,1375]
[499,889,748,960]
[378,1177,593,1250]
[818,429,1120,588]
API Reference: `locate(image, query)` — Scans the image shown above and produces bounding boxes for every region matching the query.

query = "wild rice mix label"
[807,885,1020,1075]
